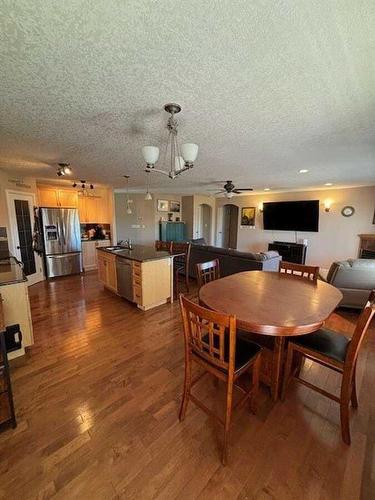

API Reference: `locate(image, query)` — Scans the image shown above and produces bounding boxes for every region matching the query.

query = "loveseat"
[320,259,375,308]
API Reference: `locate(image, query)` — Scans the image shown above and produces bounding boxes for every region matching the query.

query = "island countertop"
[0,256,27,286]
[97,245,174,262]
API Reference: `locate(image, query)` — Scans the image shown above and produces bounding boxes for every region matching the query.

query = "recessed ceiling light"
[264,188,271,191]
[324,182,333,186]
[299,169,309,174]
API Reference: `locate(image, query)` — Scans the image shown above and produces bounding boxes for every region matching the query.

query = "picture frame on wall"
[157,199,169,212]
[170,201,181,213]
[241,207,256,227]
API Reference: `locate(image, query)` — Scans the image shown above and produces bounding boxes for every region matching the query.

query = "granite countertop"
[0,256,27,286]
[98,245,173,262]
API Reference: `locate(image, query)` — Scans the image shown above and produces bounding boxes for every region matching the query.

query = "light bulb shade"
[63,166,72,175]
[142,146,159,165]
[181,143,198,163]
[175,156,185,171]
[145,191,152,200]
[126,206,132,214]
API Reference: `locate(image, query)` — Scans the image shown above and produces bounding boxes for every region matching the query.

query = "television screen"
[263,200,319,232]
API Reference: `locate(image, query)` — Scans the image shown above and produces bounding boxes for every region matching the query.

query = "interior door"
[6,191,44,286]
[222,204,239,249]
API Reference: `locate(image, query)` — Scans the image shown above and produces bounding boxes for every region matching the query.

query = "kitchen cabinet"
[97,251,117,292]
[78,192,111,223]
[97,248,171,311]
[82,240,109,271]
[38,187,78,208]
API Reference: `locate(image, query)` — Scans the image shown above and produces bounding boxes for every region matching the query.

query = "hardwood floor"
[0,272,374,499]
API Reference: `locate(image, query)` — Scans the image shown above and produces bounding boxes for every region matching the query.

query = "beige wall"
[115,193,183,244]
[182,194,216,245]
[216,186,375,268]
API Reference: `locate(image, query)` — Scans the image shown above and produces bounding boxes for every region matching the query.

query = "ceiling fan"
[214,180,253,198]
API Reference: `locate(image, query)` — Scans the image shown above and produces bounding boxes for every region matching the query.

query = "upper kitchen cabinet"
[38,186,78,208]
[78,189,112,223]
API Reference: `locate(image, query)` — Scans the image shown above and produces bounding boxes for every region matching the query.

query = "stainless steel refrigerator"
[40,208,82,278]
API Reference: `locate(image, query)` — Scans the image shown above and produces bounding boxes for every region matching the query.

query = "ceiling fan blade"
[232,190,242,194]
[236,188,254,191]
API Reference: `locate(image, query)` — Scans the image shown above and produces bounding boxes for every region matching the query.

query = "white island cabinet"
[0,257,34,359]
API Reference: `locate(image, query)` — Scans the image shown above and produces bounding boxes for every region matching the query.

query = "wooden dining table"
[199,271,343,400]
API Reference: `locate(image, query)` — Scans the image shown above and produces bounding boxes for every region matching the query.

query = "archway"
[197,203,212,244]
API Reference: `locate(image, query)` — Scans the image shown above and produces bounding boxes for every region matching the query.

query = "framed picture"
[170,201,181,213]
[241,207,256,227]
[157,199,169,212]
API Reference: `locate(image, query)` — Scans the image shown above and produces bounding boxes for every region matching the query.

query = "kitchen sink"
[105,246,124,251]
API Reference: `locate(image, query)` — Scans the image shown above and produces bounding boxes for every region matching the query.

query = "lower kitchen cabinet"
[82,240,109,271]
[97,251,117,292]
[97,250,171,310]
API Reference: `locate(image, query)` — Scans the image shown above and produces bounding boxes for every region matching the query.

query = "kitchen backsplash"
[81,223,111,240]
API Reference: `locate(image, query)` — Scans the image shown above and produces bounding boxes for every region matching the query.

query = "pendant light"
[145,171,152,200]
[123,175,133,214]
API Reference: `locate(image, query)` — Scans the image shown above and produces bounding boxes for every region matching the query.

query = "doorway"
[6,191,44,286]
[222,204,239,249]
[197,203,212,244]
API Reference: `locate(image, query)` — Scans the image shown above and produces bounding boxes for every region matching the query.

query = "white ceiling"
[1,0,375,194]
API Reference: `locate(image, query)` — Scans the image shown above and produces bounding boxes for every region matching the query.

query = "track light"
[57,163,72,176]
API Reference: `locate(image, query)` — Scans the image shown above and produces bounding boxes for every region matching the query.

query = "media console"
[268,241,307,264]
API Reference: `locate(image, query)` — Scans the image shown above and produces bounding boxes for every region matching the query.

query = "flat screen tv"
[263,200,319,232]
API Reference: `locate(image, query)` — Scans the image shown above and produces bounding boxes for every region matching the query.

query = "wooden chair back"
[345,290,375,370]
[279,261,319,281]
[171,241,191,265]
[179,294,236,374]
[155,240,172,252]
[196,259,220,289]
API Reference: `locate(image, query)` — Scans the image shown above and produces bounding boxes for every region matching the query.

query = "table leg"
[271,337,286,401]
[170,256,174,304]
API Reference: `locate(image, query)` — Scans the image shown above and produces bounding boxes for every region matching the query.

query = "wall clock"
[341,206,355,217]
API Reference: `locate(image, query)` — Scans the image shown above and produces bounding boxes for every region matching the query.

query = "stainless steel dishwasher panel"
[116,258,134,301]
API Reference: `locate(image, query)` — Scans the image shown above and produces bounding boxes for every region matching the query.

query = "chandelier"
[142,103,198,179]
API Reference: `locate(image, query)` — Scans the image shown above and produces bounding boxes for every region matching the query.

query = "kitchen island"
[0,256,34,359]
[97,245,177,311]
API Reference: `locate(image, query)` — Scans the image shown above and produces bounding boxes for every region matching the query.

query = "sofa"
[188,241,281,278]
[320,259,375,309]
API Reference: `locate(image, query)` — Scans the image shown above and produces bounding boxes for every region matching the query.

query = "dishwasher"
[116,258,134,301]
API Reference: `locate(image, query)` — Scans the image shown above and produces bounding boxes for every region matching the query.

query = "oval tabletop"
[199,271,343,336]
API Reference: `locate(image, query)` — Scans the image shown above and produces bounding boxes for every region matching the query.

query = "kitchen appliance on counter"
[40,208,82,278]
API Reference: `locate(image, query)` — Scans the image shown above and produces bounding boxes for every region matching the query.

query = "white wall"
[215,186,375,268]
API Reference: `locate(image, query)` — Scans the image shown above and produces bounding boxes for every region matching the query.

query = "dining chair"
[279,261,320,281]
[172,241,191,296]
[179,294,262,464]
[196,258,220,289]
[155,240,172,252]
[281,290,375,444]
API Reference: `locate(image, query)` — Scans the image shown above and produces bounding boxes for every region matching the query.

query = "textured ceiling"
[1,0,375,194]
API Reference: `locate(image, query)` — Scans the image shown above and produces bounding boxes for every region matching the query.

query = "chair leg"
[250,355,261,414]
[185,271,190,293]
[179,356,192,422]
[174,268,180,299]
[222,377,234,465]
[281,343,294,401]
[351,365,358,409]
[340,399,351,445]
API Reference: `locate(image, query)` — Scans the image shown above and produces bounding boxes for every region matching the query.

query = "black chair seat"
[291,328,350,363]
[200,334,261,373]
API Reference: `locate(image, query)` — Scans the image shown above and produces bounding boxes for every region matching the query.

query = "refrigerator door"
[45,252,82,278]
[40,208,63,255]
[59,208,81,253]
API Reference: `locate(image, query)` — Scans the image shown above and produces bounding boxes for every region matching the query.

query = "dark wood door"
[222,204,238,249]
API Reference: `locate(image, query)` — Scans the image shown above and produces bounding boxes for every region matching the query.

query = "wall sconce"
[324,199,332,212]
[258,202,264,213]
